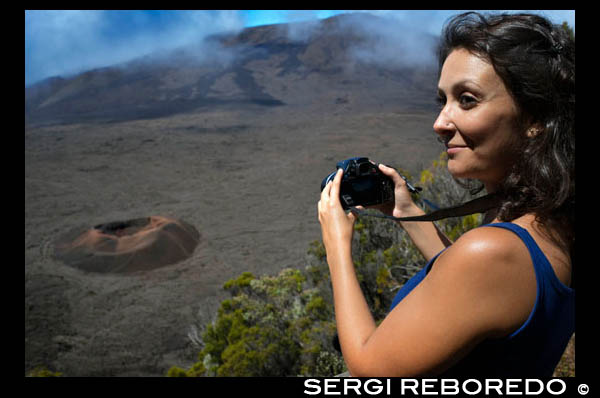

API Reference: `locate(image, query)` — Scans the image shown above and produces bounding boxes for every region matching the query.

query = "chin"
[446,160,470,179]
[447,163,485,182]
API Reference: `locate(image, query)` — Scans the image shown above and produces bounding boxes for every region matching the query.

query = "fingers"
[378,164,405,187]
[329,168,343,200]
[321,169,342,200]
[319,169,343,221]
[346,209,357,224]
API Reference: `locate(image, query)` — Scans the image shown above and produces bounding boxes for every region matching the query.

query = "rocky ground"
[25,103,442,376]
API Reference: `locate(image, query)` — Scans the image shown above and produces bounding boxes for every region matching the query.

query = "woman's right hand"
[375,164,421,219]
[376,163,452,259]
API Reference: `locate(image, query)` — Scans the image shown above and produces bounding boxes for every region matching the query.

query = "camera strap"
[349,192,502,222]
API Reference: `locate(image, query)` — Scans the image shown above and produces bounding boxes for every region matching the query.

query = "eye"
[459,94,478,108]
[436,95,446,108]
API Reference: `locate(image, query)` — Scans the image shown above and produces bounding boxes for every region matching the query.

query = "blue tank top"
[389,222,575,377]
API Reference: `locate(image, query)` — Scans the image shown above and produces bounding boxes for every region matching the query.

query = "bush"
[169,152,486,376]
[26,366,62,377]
[170,266,343,377]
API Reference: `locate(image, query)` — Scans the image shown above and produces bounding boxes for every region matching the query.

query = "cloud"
[275,11,442,69]
[26,11,104,85]
[25,10,245,86]
[282,11,323,43]
[276,10,575,70]
[337,12,440,68]
[25,10,574,87]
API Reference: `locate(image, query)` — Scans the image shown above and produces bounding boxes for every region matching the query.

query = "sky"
[24,10,575,87]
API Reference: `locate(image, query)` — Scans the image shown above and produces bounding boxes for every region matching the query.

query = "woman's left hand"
[318,169,358,257]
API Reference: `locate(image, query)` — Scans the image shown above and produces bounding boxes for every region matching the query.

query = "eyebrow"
[437,79,483,95]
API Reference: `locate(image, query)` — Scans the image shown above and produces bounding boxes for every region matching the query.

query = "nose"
[433,107,455,142]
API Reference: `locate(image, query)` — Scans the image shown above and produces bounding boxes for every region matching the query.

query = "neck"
[481,180,504,224]
[484,181,501,194]
[482,208,499,224]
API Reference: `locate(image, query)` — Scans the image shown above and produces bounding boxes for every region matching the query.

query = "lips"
[437,136,468,154]
[446,145,467,155]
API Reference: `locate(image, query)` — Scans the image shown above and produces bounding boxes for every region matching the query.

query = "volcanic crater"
[53,216,200,274]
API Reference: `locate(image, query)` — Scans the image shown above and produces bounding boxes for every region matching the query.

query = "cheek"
[454,113,490,149]
[461,108,520,154]
[451,112,521,179]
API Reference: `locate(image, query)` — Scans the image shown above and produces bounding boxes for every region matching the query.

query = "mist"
[25,10,574,87]
[331,12,440,69]
[25,10,245,87]
[278,10,574,70]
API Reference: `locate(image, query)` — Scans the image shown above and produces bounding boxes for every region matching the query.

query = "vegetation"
[168,152,574,377]
[561,21,575,41]
[553,334,575,377]
[26,366,63,377]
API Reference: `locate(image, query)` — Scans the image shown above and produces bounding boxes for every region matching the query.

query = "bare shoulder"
[355,224,540,376]
[427,224,537,337]
[435,225,532,274]
[357,224,538,375]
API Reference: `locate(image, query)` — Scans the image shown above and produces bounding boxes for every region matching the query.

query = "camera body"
[321,157,394,210]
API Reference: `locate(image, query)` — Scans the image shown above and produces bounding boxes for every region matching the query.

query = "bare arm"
[377,164,452,261]
[318,170,536,376]
[318,169,377,352]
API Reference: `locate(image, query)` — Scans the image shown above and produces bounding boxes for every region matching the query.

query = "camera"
[321,157,394,210]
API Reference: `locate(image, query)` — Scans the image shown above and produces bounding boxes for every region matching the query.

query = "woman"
[318,12,574,377]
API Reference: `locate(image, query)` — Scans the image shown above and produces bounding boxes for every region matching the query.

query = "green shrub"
[26,366,63,377]
[169,151,485,376]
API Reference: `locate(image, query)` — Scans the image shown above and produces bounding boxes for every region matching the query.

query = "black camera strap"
[349,192,502,222]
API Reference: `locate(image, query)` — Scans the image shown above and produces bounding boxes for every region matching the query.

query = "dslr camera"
[321,157,394,210]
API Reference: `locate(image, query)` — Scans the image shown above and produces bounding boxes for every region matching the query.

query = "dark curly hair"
[437,12,575,261]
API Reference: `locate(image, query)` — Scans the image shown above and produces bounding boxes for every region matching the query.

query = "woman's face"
[434,48,523,191]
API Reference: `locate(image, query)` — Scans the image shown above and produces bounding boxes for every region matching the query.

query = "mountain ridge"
[25,13,439,127]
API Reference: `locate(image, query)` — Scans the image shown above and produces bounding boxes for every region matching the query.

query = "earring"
[526,127,542,138]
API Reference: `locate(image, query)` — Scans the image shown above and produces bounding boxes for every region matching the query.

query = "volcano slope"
[25,107,443,376]
[25,14,444,376]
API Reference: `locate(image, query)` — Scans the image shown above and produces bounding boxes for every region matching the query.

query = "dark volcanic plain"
[25,14,445,376]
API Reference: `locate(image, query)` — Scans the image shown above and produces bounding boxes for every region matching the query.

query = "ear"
[526,123,543,138]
